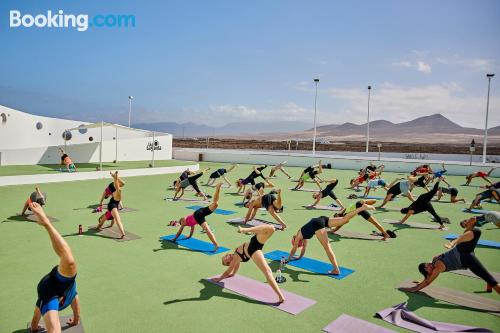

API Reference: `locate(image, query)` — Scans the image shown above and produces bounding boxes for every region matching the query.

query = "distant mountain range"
[133,113,500,143]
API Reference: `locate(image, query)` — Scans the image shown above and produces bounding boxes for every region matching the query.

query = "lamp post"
[366,85,372,153]
[482,74,494,164]
[312,78,320,155]
[377,143,382,161]
[469,139,475,166]
[128,96,134,128]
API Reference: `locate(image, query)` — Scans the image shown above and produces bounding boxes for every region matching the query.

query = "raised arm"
[445,230,474,249]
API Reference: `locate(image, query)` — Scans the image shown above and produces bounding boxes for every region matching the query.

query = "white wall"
[173,148,500,177]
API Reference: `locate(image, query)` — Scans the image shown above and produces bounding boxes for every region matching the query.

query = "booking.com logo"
[9,10,135,32]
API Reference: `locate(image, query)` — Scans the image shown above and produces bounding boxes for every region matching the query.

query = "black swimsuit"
[107,196,121,212]
[236,236,264,262]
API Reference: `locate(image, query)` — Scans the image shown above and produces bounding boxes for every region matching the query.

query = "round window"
[0,113,7,125]
[78,124,88,134]
[62,130,72,141]
[89,136,94,142]
[36,122,43,130]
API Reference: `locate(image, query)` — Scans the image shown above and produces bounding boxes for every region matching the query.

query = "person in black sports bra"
[307,179,345,209]
[213,224,285,303]
[98,172,125,209]
[241,182,266,207]
[244,189,286,229]
[95,171,126,239]
[206,164,238,187]
[235,165,275,194]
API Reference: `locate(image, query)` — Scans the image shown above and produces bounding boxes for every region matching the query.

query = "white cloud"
[392,61,413,68]
[435,56,495,72]
[417,61,432,73]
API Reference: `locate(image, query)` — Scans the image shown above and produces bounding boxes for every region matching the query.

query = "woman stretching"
[362,178,389,197]
[98,172,125,210]
[268,161,292,179]
[398,182,447,229]
[170,183,222,251]
[403,216,499,294]
[378,177,417,208]
[241,182,266,207]
[206,164,238,187]
[307,179,344,209]
[244,189,286,230]
[465,167,496,186]
[213,224,285,304]
[435,186,465,203]
[59,148,76,172]
[21,187,47,216]
[95,171,126,239]
[294,162,324,190]
[287,204,372,275]
[236,165,274,193]
[465,181,500,211]
[173,168,210,200]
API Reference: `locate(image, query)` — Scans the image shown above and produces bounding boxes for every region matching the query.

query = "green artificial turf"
[0,160,193,177]
[0,162,498,332]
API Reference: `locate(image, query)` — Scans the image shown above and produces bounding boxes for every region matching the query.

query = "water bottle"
[78,224,83,235]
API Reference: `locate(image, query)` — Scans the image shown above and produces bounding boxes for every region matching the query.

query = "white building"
[0,105,172,166]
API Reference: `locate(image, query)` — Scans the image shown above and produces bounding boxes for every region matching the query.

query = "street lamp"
[128,96,134,128]
[312,78,320,155]
[377,143,382,161]
[483,74,494,163]
[366,85,372,153]
[469,139,475,166]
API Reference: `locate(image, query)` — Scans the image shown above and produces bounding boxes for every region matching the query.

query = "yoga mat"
[160,234,229,255]
[302,205,342,212]
[363,195,388,200]
[444,234,500,249]
[323,314,397,333]
[265,250,355,279]
[398,280,500,316]
[165,197,210,204]
[376,302,494,333]
[289,187,319,192]
[334,229,385,240]
[451,269,500,282]
[227,218,284,230]
[186,205,236,215]
[27,315,85,333]
[94,226,141,242]
[168,186,194,191]
[462,208,491,214]
[205,274,316,315]
[383,219,442,230]
[118,206,137,213]
[25,214,59,223]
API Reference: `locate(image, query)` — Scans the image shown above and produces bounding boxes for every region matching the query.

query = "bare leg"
[21,201,30,215]
[315,229,340,274]
[378,194,394,208]
[42,311,62,333]
[237,223,275,243]
[367,216,389,240]
[201,222,219,251]
[252,251,285,303]
[111,208,125,238]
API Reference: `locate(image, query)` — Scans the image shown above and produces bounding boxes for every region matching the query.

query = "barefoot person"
[21,187,47,216]
[95,171,126,239]
[307,179,345,209]
[97,172,125,210]
[465,167,496,186]
[362,178,389,198]
[28,202,81,333]
[378,177,417,209]
[58,148,76,172]
[465,181,500,211]
[236,165,274,193]
[287,204,372,275]
[435,185,465,203]
[214,224,286,304]
[398,182,448,230]
[268,161,292,179]
[294,161,324,190]
[402,216,500,294]
[241,182,266,207]
[170,183,222,251]
[331,200,392,240]
[206,164,237,187]
[173,168,210,200]
[244,189,286,229]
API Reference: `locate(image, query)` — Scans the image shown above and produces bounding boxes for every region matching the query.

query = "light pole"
[312,78,320,155]
[366,85,372,153]
[469,139,475,166]
[128,96,134,128]
[377,143,382,161]
[482,74,494,164]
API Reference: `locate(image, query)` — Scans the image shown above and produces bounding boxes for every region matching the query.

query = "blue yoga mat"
[461,208,491,214]
[264,250,355,279]
[362,195,391,200]
[444,234,500,249]
[160,235,229,255]
[186,205,236,215]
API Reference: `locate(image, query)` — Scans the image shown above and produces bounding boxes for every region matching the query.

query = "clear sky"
[1,0,499,127]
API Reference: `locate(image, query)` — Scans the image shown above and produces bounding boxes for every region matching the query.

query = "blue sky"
[1,0,499,127]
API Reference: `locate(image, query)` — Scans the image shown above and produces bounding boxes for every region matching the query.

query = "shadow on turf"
[267,260,317,283]
[62,228,116,240]
[153,239,217,254]
[163,279,263,306]
[398,289,496,315]
[2,215,33,223]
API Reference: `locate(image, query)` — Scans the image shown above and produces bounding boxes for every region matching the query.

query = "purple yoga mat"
[206,274,315,315]
[376,302,494,333]
[323,314,397,333]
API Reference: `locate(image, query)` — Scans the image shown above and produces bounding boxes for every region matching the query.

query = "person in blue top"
[206,164,238,187]
[28,202,80,333]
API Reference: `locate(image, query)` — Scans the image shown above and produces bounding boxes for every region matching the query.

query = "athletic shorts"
[387,184,402,197]
[300,217,328,239]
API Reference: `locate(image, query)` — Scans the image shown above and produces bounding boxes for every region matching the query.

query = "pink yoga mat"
[206,274,315,315]
[323,314,397,333]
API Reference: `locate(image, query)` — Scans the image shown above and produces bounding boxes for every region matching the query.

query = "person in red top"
[465,167,496,186]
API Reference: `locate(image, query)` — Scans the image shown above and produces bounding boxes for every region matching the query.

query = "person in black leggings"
[398,182,447,229]
[403,216,500,294]
[235,165,274,193]
[173,168,210,200]
[214,224,285,303]
[244,189,286,229]
[307,179,345,209]
[435,186,465,203]
[466,181,500,211]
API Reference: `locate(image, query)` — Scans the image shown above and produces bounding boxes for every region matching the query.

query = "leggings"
[461,253,498,286]
[411,182,442,225]
[188,173,204,193]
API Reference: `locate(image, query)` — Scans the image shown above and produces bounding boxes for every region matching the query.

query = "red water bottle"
[78,224,83,235]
